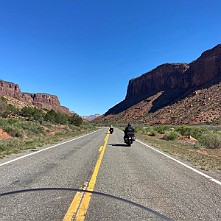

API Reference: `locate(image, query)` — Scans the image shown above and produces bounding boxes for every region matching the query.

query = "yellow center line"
[62,182,88,220]
[63,132,110,221]
[99,146,103,152]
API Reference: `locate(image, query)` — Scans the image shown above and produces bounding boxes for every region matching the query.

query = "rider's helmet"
[128,123,131,127]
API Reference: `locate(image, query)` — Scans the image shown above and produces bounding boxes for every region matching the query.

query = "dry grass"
[137,132,221,171]
[0,122,97,158]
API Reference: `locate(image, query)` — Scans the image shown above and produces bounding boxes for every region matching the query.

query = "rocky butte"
[0,80,71,114]
[97,44,221,124]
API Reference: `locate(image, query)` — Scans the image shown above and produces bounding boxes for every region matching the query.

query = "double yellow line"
[63,132,110,221]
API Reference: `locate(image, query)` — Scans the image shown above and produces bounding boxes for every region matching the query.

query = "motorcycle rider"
[109,125,114,134]
[124,123,135,139]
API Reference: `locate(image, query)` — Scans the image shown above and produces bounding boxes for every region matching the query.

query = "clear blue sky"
[0,0,220,116]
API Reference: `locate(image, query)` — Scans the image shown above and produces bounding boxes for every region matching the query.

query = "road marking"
[62,182,88,220]
[63,132,110,221]
[99,146,103,152]
[0,129,101,168]
[137,139,221,186]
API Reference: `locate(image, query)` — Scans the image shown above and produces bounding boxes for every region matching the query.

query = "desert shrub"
[0,118,20,129]
[2,139,20,151]
[0,118,45,138]
[20,121,45,136]
[55,112,69,124]
[69,114,83,126]
[141,126,156,136]
[20,106,45,121]
[0,118,7,127]
[148,130,157,136]
[0,97,21,117]
[153,125,170,134]
[0,96,8,117]
[44,109,83,126]
[163,130,179,140]
[142,126,151,132]
[7,118,18,124]
[44,109,70,125]
[7,104,20,114]
[3,125,24,138]
[44,109,57,123]
[201,132,221,149]
[134,127,140,133]
[176,125,204,140]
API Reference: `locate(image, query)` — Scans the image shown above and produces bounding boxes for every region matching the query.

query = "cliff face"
[0,80,71,114]
[182,44,221,89]
[0,81,22,99]
[126,44,221,100]
[101,44,221,124]
[126,63,189,99]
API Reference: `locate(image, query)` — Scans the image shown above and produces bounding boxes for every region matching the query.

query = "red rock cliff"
[126,63,189,99]
[182,44,221,88]
[126,44,221,100]
[105,44,221,116]
[0,80,22,98]
[0,80,71,114]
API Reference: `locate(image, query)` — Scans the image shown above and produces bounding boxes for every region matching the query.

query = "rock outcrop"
[0,81,22,99]
[126,63,189,99]
[0,80,71,114]
[98,44,221,124]
[126,44,221,101]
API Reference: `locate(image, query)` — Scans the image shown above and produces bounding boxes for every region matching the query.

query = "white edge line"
[118,128,221,186]
[137,139,221,186]
[0,129,102,167]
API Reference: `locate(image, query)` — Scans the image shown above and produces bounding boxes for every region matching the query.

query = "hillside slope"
[96,44,221,124]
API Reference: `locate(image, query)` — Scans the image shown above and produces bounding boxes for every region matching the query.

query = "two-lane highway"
[0,128,221,220]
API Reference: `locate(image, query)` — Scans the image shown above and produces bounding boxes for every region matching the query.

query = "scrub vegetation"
[135,124,221,171]
[0,96,96,158]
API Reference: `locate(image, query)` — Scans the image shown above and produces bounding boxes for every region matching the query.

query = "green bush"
[0,96,8,117]
[7,104,20,114]
[0,118,20,127]
[6,118,18,124]
[55,112,69,124]
[4,125,24,138]
[0,118,45,138]
[153,125,170,134]
[148,130,157,136]
[176,125,204,140]
[20,121,45,136]
[0,140,13,152]
[20,106,45,121]
[69,114,83,126]
[141,126,156,136]
[44,109,81,125]
[134,127,139,133]
[163,130,179,140]
[201,132,221,149]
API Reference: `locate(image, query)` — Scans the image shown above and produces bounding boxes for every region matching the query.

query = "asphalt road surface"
[0,128,221,221]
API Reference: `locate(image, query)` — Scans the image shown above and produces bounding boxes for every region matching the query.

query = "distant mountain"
[82,114,101,121]
[95,44,221,125]
[0,80,72,114]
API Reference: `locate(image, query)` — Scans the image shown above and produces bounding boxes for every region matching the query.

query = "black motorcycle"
[109,127,114,134]
[124,134,135,146]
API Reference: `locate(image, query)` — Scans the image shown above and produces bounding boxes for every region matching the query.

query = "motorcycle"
[124,134,135,146]
[109,127,114,134]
